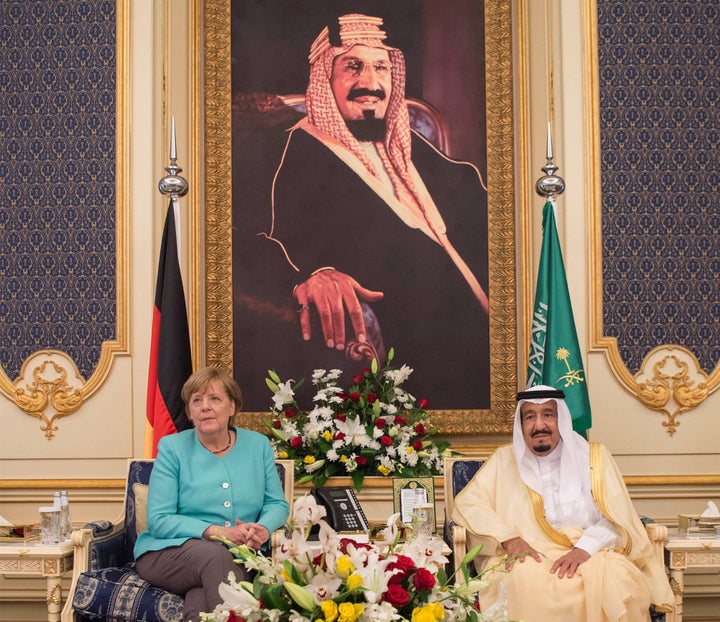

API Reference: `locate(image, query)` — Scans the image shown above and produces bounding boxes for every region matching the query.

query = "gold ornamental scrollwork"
[633,346,711,436]
[10,351,86,440]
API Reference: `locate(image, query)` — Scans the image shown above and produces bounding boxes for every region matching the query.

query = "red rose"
[353,374,363,384]
[340,538,374,554]
[374,418,386,429]
[355,456,367,466]
[273,421,281,429]
[349,392,361,402]
[362,368,371,375]
[387,555,416,583]
[414,423,426,435]
[394,415,407,425]
[339,391,348,400]
[412,568,436,591]
[380,435,393,446]
[290,436,303,448]
[335,413,347,422]
[382,584,410,608]
[418,398,430,409]
[284,407,296,418]
[334,432,346,441]
[412,439,423,450]
[367,392,377,403]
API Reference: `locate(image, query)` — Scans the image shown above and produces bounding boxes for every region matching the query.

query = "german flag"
[146,199,193,457]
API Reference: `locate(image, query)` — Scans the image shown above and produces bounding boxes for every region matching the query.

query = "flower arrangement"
[202,494,514,622]
[265,349,458,490]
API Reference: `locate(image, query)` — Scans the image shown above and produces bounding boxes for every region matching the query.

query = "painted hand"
[294,269,384,350]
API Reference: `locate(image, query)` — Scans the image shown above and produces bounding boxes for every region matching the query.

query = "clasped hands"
[502,536,590,579]
[204,520,269,550]
[294,268,383,350]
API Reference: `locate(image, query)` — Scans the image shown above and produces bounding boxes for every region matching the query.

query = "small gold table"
[664,528,720,622]
[0,539,74,622]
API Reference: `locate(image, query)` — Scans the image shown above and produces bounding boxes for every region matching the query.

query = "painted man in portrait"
[232,12,489,412]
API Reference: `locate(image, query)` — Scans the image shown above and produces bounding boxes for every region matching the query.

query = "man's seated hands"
[502,536,590,579]
[294,268,383,349]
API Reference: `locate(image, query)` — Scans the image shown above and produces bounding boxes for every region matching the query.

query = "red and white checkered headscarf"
[305,14,420,209]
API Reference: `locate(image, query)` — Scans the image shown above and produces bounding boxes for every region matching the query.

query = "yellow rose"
[346,572,362,590]
[412,604,442,622]
[338,602,364,622]
[377,465,390,476]
[278,450,289,459]
[321,600,339,622]
[406,446,416,454]
[340,455,348,463]
[428,602,445,620]
[323,430,334,441]
[336,555,354,579]
[304,455,316,464]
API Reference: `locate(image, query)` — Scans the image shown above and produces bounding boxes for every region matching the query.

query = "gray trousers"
[135,538,249,622]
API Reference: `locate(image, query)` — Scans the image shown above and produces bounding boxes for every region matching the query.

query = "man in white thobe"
[452,386,674,622]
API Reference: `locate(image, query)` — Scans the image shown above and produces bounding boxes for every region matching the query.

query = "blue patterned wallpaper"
[0,1,116,381]
[597,0,720,374]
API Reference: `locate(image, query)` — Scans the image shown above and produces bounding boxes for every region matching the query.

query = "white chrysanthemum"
[359,601,401,622]
[326,448,339,461]
[311,369,327,382]
[380,402,398,415]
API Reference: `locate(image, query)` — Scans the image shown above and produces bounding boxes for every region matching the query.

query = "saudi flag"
[527,200,592,435]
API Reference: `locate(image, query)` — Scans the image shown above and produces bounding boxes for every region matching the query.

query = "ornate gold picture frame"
[202,0,516,436]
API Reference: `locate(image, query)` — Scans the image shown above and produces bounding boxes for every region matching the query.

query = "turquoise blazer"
[134,427,289,560]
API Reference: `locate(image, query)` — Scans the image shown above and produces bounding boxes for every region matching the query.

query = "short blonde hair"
[181,367,243,419]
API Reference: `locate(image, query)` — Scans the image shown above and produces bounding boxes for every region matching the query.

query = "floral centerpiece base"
[203,494,516,622]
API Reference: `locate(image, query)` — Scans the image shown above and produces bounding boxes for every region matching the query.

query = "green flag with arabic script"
[526,201,592,435]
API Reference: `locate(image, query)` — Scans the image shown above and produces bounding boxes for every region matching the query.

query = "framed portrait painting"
[203,0,517,436]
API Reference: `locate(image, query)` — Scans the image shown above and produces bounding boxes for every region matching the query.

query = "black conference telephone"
[311,486,370,533]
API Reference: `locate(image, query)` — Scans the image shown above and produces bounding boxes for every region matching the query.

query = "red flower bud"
[418,398,430,409]
[394,415,406,425]
[367,392,377,403]
[413,439,423,450]
[353,374,363,385]
[284,407,296,418]
[335,413,347,422]
[374,418,386,429]
[273,421,281,429]
[412,567,436,591]
[414,423,426,435]
[362,368,371,375]
[349,392,361,402]
[334,432,346,441]
[380,435,393,446]
[290,436,303,448]
[382,584,410,608]
[356,456,367,466]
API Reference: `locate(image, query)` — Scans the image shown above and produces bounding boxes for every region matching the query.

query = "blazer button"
[224,521,231,527]
[222,482,229,488]
[223,501,231,508]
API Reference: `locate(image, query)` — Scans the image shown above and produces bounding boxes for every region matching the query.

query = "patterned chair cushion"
[72,565,183,622]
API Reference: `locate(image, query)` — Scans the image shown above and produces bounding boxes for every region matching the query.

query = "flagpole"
[158,117,189,247]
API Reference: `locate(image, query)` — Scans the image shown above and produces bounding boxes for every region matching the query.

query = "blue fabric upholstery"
[70,460,289,622]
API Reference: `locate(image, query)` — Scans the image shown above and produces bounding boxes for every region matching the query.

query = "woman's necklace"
[204,430,233,455]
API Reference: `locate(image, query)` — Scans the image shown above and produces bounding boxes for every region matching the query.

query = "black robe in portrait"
[232,124,489,413]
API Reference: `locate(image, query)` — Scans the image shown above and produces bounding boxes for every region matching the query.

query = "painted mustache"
[348,88,386,101]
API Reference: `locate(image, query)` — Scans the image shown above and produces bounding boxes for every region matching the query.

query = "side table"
[0,539,74,622]
[664,529,720,622]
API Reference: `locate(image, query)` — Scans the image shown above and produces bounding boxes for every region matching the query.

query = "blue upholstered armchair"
[61,459,294,622]
[442,457,670,621]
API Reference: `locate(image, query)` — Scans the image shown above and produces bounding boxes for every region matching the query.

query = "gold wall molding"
[0,1,130,437]
[586,0,720,423]
[201,0,518,436]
